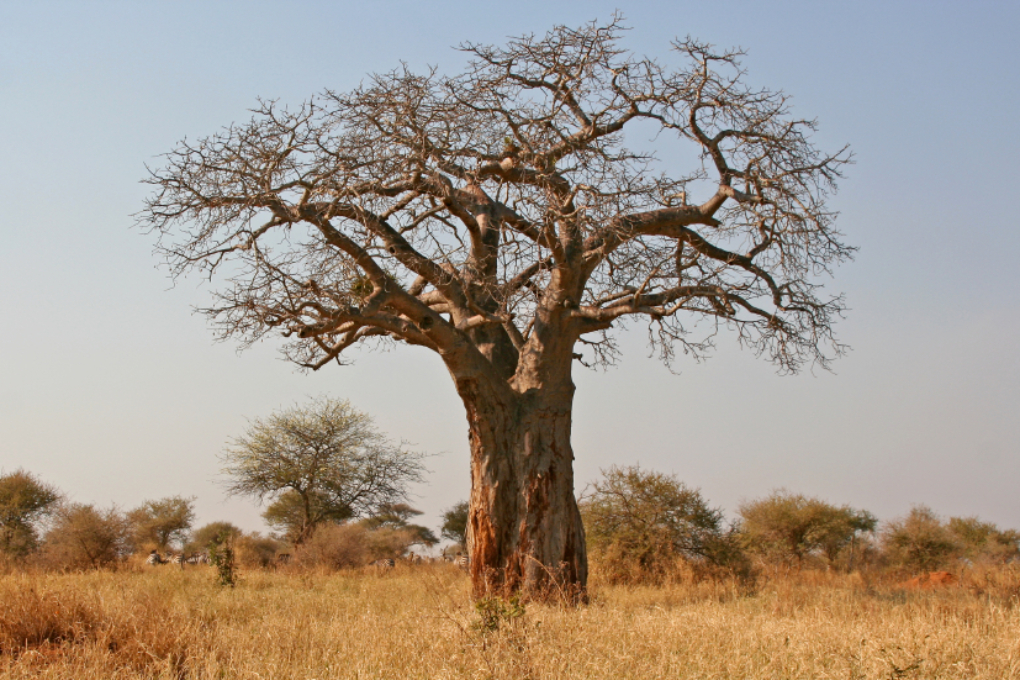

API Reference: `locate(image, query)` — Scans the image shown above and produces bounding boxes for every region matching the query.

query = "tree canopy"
[360,503,438,548]
[0,470,60,558]
[41,503,130,570]
[738,490,876,567]
[440,501,469,547]
[142,18,851,376]
[580,465,731,568]
[127,496,196,552]
[222,397,426,544]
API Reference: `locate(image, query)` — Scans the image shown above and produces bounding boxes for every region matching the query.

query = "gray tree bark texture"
[139,18,852,599]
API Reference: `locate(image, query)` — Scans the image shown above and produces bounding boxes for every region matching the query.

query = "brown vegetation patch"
[1,566,1018,678]
[0,572,207,676]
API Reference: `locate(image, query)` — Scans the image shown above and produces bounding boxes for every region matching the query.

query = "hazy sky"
[1,1,1017,538]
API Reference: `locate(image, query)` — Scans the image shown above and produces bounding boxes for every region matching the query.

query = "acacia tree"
[361,503,439,548]
[261,489,354,543]
[222,397,425,545]
[127,495,196,552]
[440,501,469,548]
[142,19,851,596]
[0,470,60,558]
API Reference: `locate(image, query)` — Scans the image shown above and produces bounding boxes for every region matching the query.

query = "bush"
[580,465,745,583]
[235,533,284,568]
[294,524,368,569]
[882,506,962,573]
[39,503,130,570]
[293,523,416,570]
[186,521,243,555]
[738,490,876,570]
[947,516,1020,564]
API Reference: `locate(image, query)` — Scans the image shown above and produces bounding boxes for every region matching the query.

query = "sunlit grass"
[1,563,1018,678]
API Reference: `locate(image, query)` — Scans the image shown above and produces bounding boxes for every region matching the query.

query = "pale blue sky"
[1,1,1017,537]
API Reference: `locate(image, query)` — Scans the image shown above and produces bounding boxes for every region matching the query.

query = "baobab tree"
[140,18,852,598]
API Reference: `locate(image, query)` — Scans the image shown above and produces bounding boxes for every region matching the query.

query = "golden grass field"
[1,563,1019,679]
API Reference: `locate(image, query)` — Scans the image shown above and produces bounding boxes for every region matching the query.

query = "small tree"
[440,501,469,548]
[881,506,961,573]
[361,503,439,548]
[0,470,60,559]
[738,490,876,568]
[580,465,736,580]
[222,397,426,545]
[41,503,130,570]
[262,489,353,544]
[947,516,1020,564]
[127,496,196,552]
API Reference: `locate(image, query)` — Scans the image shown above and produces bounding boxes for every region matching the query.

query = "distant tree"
[262,489,353,544]
[142,18,853,597]
[187,521,243,554]
[127,496,196,552]
[0,470,60,559]
[580,465,736,577]
[881,506,961,573]
[440,501,469,547]
[362,503,439,547]
[41,503,130,570]
[222,397,426,545]
[738,490,876,568]
[947,516,1020,564]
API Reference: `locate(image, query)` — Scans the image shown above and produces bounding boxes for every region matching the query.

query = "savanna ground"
[1,562,1018,679]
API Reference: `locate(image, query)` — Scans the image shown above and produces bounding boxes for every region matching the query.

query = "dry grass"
[1,563,1018,679]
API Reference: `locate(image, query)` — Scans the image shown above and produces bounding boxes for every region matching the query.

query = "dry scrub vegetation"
[1,562,1019,679]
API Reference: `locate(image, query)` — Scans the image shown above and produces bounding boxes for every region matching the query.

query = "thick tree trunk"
[455,371,588,600]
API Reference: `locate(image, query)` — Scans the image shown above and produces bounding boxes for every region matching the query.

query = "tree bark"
[454,363,588,600]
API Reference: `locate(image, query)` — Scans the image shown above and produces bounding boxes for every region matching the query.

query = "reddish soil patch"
[899,571,958,589]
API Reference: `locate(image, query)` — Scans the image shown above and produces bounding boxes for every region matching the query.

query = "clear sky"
[1,1,1017,538]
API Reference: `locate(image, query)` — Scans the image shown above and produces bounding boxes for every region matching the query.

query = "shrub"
[738,490,876,569]
[294,523,416,570]
[186,521,243,555]
[39,503,130,570]
[235,532,284,568]
[294,523,369,569]
[209,540,237,587]
[882,505,962,573]
[947,516,1020,564]
[580,465,744,583]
